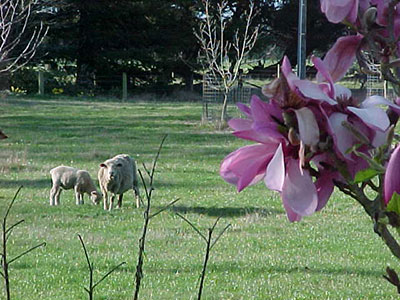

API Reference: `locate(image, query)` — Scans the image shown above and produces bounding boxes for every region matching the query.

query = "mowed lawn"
[0,96,398,299]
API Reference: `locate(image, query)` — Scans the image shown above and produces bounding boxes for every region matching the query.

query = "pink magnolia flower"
[320,0,360,24]
[384,144,400,205]
[220,95,332,222]
[320,0,371,24]
[221,54,399,222]
[294,54,399,162]
[316,35,363,84]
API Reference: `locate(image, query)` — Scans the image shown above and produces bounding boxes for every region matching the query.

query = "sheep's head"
[91,191,102,205]
[100,161,123,182]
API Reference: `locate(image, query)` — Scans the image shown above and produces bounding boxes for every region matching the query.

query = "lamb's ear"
[100,163,106,168]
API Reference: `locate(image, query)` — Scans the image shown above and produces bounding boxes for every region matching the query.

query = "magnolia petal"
[233,128,282,144]
[361,95,400,111]
[250,95,274,123]
[384,144,400,204]
[294,79,336,105]
[262,77,280,98]
[313,56,335,98]
[315,172,335,211]
[347,106,390,131]
[237,102,251,117]
[328,113,354,160]
[264,143,285,192]
[372,129,389,148]
[281,56,298,91]
[321,35,363,82]
[282,197,302,222]
[228,119,252,131]
[333,84,352,99]
[295,107,320,147]
[281,159,318,216]
[220,144,278,192]
[251,123,284,142]
[321,0,358,23]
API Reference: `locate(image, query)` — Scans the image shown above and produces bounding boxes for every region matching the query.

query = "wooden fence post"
[122,72,127,101]
[38,71,44,95]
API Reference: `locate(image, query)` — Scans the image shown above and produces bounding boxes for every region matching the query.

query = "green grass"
[0,96,398,299]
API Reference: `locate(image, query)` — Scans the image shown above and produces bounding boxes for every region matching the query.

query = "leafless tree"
[0,0,48,73]
[1,187,46,300]
[134,135,180,300]
[77,234,126,300]
[175,214,230,300]
[195,0,259,127]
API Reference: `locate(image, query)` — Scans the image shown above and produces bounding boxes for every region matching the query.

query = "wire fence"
[7,68,397,123]
[201,73,254,122]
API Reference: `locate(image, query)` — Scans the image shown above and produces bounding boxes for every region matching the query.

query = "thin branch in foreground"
[8,242,46,265]
[134,135,180,300]
[1,186,46,300]
[176,214,230,300]
[78,234,126,300]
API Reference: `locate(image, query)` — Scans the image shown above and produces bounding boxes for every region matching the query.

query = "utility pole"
[297,0,307,79]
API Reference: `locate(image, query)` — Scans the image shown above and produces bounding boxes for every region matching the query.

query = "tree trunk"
[183,71,194,91]
[76,3,95,89]
[0,72,10,91]
[220,89,229,129]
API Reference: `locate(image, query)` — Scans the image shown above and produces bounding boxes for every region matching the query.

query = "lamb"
[98,154,140,211]
[49,166,102,206]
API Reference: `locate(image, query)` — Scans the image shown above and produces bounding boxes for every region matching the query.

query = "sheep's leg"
[117,194,123,208]
[103,192,109,210]
[75,192,83,205]
[50,185,60,206]
[133,187,140,208]
[75,186,84,205]
[109,195,115,211]
[133,178,140,208]
[55,189,62,205]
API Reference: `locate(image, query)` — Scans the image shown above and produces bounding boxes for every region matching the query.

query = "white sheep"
[49,166,102,206]
[98,154,140,211]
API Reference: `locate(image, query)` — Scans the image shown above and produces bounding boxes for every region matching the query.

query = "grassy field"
[0,96,399,299]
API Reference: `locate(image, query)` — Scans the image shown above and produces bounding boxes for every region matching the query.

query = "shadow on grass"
[0,178,50,189]
[146,262,383,278]
[169,205,282,218]
[257,265,383,278]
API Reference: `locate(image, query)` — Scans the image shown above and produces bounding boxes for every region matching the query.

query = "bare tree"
[195,0,259,127]
[77,234,125,300]
[133,135,180,300]
[175,214,230,300]
[1,187,46,300]
[0,0,48,73]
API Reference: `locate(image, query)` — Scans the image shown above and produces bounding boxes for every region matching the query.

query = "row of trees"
[3,0,345,94]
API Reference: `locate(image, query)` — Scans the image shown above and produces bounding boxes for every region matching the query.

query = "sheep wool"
[98,154,140,211]
[49,166,102,206]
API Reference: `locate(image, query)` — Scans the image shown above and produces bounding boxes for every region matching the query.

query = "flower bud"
[362,7,377,29]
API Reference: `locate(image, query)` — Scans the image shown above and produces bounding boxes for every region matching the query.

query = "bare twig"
[149,198,180,219]
[134,135,180,300]
[176,214,230,300]
[1,186,45,300]
[176,213,207,242]
[92,261,126,290]
[8,242,46,265]
[78,234,125,300]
